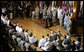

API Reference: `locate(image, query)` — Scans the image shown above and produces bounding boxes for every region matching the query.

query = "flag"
[61,1,63,8]
[63,1,65,7]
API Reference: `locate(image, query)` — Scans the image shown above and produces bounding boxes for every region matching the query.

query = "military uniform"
[66,16,72,34]
[35,6,39,19]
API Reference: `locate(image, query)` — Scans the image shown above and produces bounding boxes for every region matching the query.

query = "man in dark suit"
[48,11,53,27]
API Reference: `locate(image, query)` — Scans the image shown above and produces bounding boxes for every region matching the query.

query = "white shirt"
[75,41,80,46]
[12,35,16,40]
[1,15,7,24]
[41,41,53,51]
[66,35,71,40]
[47,7,51,15]
[18,27,22,35]
[64,16,69,25]
[24,42,30,51]
[75,49,79,51]
[15,26,19,32]
[62,40,68,49]
[59,13,63,20]
[38,38,46,48]
[20,40,25,48]
[2,8,6,13]
[52,40,57,46]
[66,17,72,28]
[24,32,29,41]
[35,7,39,14]
[7,20,10,26]
[24,32,29,37]
[29,36,37,44]
[57,9,62,19]
[16,37,21,43]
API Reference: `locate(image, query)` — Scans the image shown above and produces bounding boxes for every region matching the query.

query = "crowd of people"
[1,1,83,51]
[32,4,73,34]
[1,17,83,51]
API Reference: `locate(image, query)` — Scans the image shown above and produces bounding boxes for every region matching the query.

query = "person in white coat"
[38,35,46,48]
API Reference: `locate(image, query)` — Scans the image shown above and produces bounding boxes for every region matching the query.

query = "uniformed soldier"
[48,11,53,27]
[52,7,56,22]
[64,13,69,29]
[44,13,48,28]
[39,7,43,19]
[59,12,63,26]
[25,3,30,18]
[43,5,47,19]
[66,14,72,35]
[57,7,62,24]
[35,6,39,19]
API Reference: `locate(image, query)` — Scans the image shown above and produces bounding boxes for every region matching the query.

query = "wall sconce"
[73,8,76,12]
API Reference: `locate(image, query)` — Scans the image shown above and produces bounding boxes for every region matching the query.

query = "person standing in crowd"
[44,12,48,28]
[48,11,53,27]
[43,5,47,20]
[47,5,51,18]
[57,7,62,24]
[8,3,13,20]
[66,14,72,34]
[52,5,56,22]
[59,12,63,26]
[39,6,43,19]
[64,13,69,29]
[25,2,30,18]
[35,6,39,19]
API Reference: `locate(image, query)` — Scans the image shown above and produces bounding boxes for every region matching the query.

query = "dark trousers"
[39,13,42,19]
[26,12,29,18]
[45,19,48,28]
[49,18,53,27]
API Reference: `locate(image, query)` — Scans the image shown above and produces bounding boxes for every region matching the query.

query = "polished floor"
[11,16,83,51]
